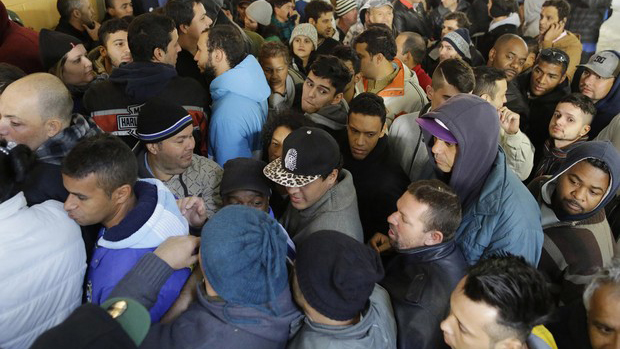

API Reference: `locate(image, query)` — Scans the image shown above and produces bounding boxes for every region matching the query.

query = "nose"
[572,185,587,202]
[286,186,299,195]
[64,195,77,212]
[387,211,397,225]
[432,140,445,155]
[440,315,453,335]
[355,134,364,146]
[0,118,9,136]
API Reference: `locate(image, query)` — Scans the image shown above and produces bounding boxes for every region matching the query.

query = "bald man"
[0,73,101,204]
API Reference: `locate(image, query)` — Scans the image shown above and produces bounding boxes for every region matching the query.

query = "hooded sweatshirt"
[305,99,349,136]
[86,178,190,322]
[572,51,620,138]
[421,94,543,265]
[528,141,620,303]
[208,55,270,166]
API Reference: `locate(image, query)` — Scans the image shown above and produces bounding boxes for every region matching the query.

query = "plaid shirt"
[271,15,296,42]
[35,114,102,165]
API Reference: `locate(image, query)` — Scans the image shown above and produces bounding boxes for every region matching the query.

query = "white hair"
[583,258,620,311]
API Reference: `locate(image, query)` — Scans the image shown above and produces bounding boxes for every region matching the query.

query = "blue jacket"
[208,55,270,166]
[456,149,544,265]
[86,179,190,322]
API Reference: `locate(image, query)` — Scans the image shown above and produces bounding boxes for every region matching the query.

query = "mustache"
[563,198,583,212]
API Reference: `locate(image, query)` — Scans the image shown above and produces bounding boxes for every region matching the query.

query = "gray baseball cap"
[578,51,620,79]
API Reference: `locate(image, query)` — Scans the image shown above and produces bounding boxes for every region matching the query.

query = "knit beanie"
[289,23,318,50]
[136,99,193,143]
[295,230,384,321]
[442,28,471,60]
[39,28,83,71]
[335,0,356,18]
[246,0,273,26]
[200,205,288,311]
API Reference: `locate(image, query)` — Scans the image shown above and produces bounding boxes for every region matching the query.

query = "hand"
[160,268,200,323]
[542,22,563,42]
[292,10,300,25]
[177,196,208,228]
[499,107,520,135]
[154,235,200,270]
[83,21,101,41]
[369,233,392,254]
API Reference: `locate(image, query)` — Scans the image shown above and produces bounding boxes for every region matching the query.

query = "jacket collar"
[396,240,459,263]
[362,59,409,97]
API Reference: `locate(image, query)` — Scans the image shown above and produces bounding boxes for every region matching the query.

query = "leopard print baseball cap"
[263,127,340,188]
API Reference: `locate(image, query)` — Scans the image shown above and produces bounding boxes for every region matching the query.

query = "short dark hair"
[585,158,611,177]
[398,31,426,65]
[444,11,471,30]
[261,110,308,160]
[164,0,201,31]
[349,92,386,126]
[406,179,461,240]
[205,25,248,69]
[354,25,397,61]
[473,66,507,99]
[128,13,176,62]
[0,140,35,203]
[308,55,352,94]
[61,134,138,196]
[98,17,130,47]
[558,93,597,124]
[57,0,83,19]
[432,58,475,93]
[489,0,517,18]
[522,35,539,54]
[105,0,114,9]
[258,41,291,65]
[305,0,333,21]
[269,0,292,9]
[542,0,571,22]
[537,48,569,75]
[332,45,361,74]
[463,254,554,343]
[0,63,25,94]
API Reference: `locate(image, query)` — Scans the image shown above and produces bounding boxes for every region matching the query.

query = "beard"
[201,57,217,90]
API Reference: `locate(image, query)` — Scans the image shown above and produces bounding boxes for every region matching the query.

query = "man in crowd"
[475,0,519,60]
[106,205,302,348]
[164,0,212,89]
[263,127,363,245]
[538,0,582,79]
[371,180,467,349]
[305,0,339,56]
[354,25,427,128]
[575,50,620,138]
[473,66,535,181]
[84,13,208,152]
[487,34,529,118]
[335,0,358,42]
[332,45,363,104]
[288,230,396,348]
[528,141,620,304]
[104,0,133,20]
[342,93,409,241]
[62,134,191,322]
[395,31,432,92]
[515,48,571,158]
[300,55,351,137]
[220,157,270,213]
[343,0,394,45]
[269,0,298,42]
[417,94,543,264]
[55,0,100,51]
[135,99,223,225]
[532,93,594,178]
[438,28,472,64]
[259,41,304,113]
[0,73,100,205]
[89,18,132,75]
[441,255,555,349]
[392,0,430,38]
[195,24,270,165]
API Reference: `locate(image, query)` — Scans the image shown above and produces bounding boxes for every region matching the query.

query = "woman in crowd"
[289,23,317,77]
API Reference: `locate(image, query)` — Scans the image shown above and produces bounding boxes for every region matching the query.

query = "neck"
[308,311,361,326]
[147,152,175,181]
[301,56,310,67]
[553,137,579,149]
[68,17,85,32]
[492,15,508,23]
[104,57,115,74]
[337,20,351,34]
[178,34,198,55]
[375,61,396,81]
[103,193,137,228]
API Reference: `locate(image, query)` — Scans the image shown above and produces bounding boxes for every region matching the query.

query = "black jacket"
[176,49,208,91]
[55,18,97,51]
[392,0,431,38]
[380,241,467,349]
[546,300,593,349]
[475,23,517,62]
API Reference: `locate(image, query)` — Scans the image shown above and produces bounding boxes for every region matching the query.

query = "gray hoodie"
[305,99,349,132]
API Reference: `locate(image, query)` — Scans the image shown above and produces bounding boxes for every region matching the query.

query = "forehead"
[440,41,454,49]
[63,172,105,193]
[318,11,334,19]
[451,278,500,331]
[541,5,559,16]
[496,39,527,56]
[590,284,620,323]
[225,189,265,199]
[555,102,583,116]
[563,160,610,187]
[443,19,459,27]
[66,44,87,59]
[264,55,287,67]
[308,72,335,90]
[349,112,383,130]
[112,0,131,6]
[105,30,128,44]
[369,5,392,14]
[536,60,563,74]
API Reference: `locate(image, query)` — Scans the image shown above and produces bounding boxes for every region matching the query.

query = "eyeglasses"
[540,48,569,64]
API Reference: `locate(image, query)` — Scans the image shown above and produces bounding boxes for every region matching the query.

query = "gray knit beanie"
[442,28,472,60]
[289,23,318,50]
[246,0,273,26]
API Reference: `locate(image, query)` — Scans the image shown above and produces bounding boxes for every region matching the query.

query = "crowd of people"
[0,0,619,347]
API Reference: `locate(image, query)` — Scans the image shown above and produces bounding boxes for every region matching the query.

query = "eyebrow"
[308,77,334,91]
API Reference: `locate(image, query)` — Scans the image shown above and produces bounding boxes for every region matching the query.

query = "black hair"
[473,66,507,99]
[205,25,248,69]
[432,58,475,93]
[585,158,611,177]
[443,11,471,30]
[61,134,138,196]
[269,0,292,9]
[105,0,114,9]
[258,41,291,65]
[0,140,36,203]
[98,17,130,47]
[305,0,334,21]
[0,63,25,94]
[332,45,361,74]
[353,25,397,61]
[261,110,309,161]
[308,55,352,94]
[559,93,597,121]
[537,48,569,75]
[398,32,426,65]
[542,0,571,22]
[407,179,461,241]
[489,0,517,18]
[522,35,539,54]
[464,254,554,343]
[128,13,176,62]
[164,0,202,30]
[348,92,386,126]
[57,0,83,19]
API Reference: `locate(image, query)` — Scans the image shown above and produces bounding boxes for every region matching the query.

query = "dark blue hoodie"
[572,50,620,138]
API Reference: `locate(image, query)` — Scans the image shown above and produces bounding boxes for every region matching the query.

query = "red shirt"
[412,64,432,92]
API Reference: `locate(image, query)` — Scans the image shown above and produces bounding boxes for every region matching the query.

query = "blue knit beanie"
[200,205,288,310]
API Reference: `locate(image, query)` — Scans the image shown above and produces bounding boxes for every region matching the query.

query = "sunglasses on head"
[540,48,569,64]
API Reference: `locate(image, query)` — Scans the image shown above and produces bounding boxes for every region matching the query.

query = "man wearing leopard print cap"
[264,126,363,245]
